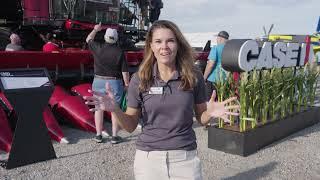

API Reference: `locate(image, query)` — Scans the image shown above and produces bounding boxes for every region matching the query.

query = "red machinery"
[0,0,209,142]
[0,49,208,82]
[0,0,146,50]
[0,0,209,74]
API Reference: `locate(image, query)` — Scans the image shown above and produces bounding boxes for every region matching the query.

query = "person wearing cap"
[86,23,130,144]
[5,33,24,51]
[203,30,229,101]
[42,33,61,52]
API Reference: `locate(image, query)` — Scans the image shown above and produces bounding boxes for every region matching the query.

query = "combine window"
[51,0,120,24]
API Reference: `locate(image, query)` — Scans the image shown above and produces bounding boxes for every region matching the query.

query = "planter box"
[208,107,320,156]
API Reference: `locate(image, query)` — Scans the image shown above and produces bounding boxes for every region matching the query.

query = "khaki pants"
[134,149,203,180]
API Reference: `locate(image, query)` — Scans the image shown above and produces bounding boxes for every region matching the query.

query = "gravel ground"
[1,117,320,180]
[1,78,320,180]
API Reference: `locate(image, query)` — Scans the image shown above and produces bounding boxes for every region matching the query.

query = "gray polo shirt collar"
[152,63,181,81]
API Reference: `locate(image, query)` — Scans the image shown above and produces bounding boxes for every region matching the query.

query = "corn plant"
[304,62,320,107]
[214,61,319,132]
[225,73,237,126]
[248,70,260,128]
[214,70,228,128]
[268,68,280,121]
[215,71,240,128]
[239,71,256,132]
[281,68,296,116]
[260,70,271,124]
[238,70,259,132]
[296,68,305,112]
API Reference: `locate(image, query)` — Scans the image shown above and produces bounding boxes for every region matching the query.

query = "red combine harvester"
[0,0,146,49]
[0,0,209,151]
[0,0,208,82]
[0,0,148,78]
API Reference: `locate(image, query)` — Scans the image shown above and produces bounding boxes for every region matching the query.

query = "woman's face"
[150,28,178,66]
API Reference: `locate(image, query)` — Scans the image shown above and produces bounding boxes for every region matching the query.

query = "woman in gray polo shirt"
[85,20,240,180]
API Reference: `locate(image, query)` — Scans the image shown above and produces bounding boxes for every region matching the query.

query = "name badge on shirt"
[149,87,163,94]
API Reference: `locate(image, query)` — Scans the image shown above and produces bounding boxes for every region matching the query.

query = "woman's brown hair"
[138,20,197,91]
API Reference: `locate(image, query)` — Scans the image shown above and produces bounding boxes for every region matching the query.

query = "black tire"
[0,28,10,50]
[19,27,45,50]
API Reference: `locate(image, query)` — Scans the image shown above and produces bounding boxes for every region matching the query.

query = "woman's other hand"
[207,90,240,123]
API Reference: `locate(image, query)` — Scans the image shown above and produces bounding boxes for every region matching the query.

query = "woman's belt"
[94,75,121,80]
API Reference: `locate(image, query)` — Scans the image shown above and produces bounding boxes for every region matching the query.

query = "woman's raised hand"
[84,82,117,112]
[207,91,240,123]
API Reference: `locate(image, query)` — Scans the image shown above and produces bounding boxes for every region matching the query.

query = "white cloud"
[160,0,320,39]
[184,32,218,48]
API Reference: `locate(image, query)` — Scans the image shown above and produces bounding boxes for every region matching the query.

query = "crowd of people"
[4,32,61,52]
[3,2,319,179]
[3,16,237,178]
[2,16,238,179]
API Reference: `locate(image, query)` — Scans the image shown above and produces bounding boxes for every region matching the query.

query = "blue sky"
[160,0,320,39]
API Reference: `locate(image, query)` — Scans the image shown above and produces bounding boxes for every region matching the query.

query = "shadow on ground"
[221,162,278,180]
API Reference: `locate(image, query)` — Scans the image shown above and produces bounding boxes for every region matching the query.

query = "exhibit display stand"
[0,68,56,169]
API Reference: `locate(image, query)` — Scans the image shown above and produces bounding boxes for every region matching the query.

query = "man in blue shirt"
[203,31,229,100]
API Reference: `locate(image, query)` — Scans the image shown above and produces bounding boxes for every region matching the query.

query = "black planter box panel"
[208,107,320,156]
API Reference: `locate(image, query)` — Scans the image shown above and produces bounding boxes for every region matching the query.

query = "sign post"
[0,68,56,169]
